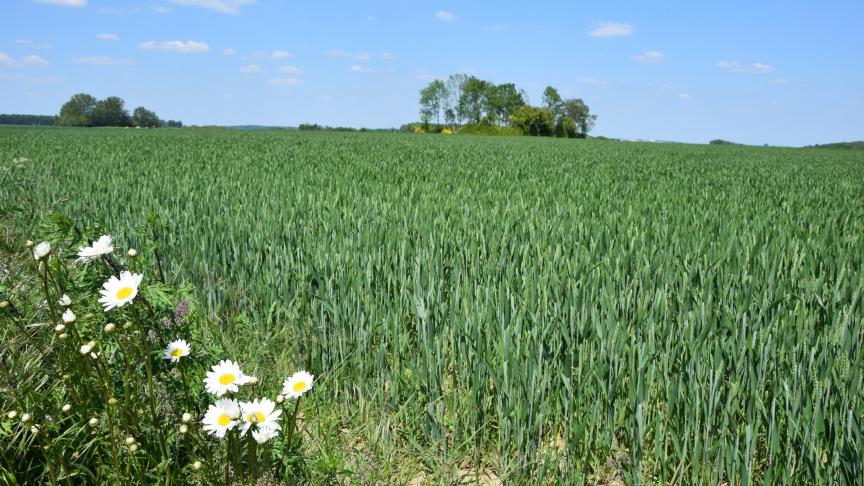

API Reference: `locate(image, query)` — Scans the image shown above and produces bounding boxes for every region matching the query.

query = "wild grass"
[2,127,863,484]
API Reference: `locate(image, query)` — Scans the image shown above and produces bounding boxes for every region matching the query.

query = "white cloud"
[678,92,691,100]
[716,60,776,74]
[633,50,664,63]
[22,55,51,66]
[168,0,254,14]
[326,49,352,58]
[269,77,302,86]
[0,52,16,67]
[35,0,86,6]
[350,65,372,73]
[138,40,210,53]
[436,10,456,22]
[381,52,394,60]
[366,15,375,21]
[96,33,119,41]
[221,48,235,56]
[576,77,606,85]
[97,5,172,14]
[74,56,134,65]
[771,77,789,85]
[278,65,303,74]
[240,64,261,73]
[354,52,370,61]
[153,6,172,13]
[246,50,292,60]
[588,21,634,38]
[15,39,51,49]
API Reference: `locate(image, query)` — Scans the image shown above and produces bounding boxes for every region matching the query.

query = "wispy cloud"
[15,39,52,49]
[269,77,302,86]
[35,0,86,7]
[278,65,303,74]
[138,40,210,53]
[414,71,442,81]
[633,50,663,63]
[221,48,235,56]
[350,65,372,73]
[326,49,352,59]
[716,60,775,74]
[0,52,16,67]
[770,77,789,85]
[22,55,51,67]
[588,21,634,38]
[97,5,172,15]
[74,56,134,65]
[354,52,370,60]
[245,50,292,61]
[381,52,394,60]
[168,0,254,14]
[678,92,691,100]
[366,15,376,21]
[240,64,261,73]
[436,10,456,22]
[96,33,119,41]
[576,77,606,85]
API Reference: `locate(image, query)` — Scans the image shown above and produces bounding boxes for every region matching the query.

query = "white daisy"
[252,427,278,444]
[58,294,71,307]
[98,271,143,311]
[162,339,190,363]
[238,398,281,436]
[281,370,314,399]
[204,360,251,397]
[33,241,51,260]
[201,398,240,438]
[79,341,95,355]
[76,235,114,263]
[62,309,76,324]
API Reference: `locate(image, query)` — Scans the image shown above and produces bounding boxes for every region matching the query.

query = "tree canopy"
[418,75,597,138]
[56,93,180,128]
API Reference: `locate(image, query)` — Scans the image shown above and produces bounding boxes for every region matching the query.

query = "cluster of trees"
[0,114,57,126]
[418,74,596,138]
[298,123,397,133]
[57,93,182,128]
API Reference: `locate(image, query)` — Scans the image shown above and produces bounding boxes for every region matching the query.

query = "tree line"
[418,74,596,138]
[57,93,182,128]
[0,114,57,126]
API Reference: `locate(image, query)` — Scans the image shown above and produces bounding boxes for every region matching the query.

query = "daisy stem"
[179,363,192,411]
[247,432,257,484]
[284,397,302,457]
[38,260,59,323]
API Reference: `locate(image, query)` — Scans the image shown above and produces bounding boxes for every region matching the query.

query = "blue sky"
[1,0,862,146]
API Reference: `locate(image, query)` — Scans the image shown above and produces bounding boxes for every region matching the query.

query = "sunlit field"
[2,127,863,484]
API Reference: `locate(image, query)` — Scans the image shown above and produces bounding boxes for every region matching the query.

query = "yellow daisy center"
[171,348,184,358]
[246,412,266,423]
[293,381,307,393]
[116,287,133,300]
[217,413,232,427]
[219,373,236,385]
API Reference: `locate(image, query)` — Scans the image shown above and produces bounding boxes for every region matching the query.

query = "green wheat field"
[1,126,863,484]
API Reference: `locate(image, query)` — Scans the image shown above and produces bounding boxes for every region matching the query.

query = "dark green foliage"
[0,114,57,126]
[509,105,554,136]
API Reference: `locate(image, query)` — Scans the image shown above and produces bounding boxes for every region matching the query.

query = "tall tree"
[132,106,160,128]
[563,98,597,138]
[91,96,130,127]
[459,76,492,124]
[445,74,469,125]
[509,105,554,136]
[418,82,438,129]
[487,83,525,125]
[57,93,97,127]
[542,86,564,122]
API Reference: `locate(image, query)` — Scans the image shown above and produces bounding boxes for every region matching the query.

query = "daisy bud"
[79,341,95,355]
[7,411,17,419]
[129,443,139,452]
[90,352,99,360]
[0,301,8,309]
[276,395,285,404]
[61,404,72,413]
[104,323,116,334]
[26,240,34,247]
[55,324,66,333]
[58,294,71,307]
[192,460,203,470]
[181,412,192,423]
[72,452,80,459]
[123,321,133,330]
[108,397,118,405]
[58,333,69,340]
[125,436,136,446]
[247,376,259,385]
[127,248,138,258]
[88,417,99,428]
[179,424,188,434]
[30,425,40,435]
[20,413,32,424]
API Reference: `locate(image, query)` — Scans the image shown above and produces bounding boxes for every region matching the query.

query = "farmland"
[2,127,863,483]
